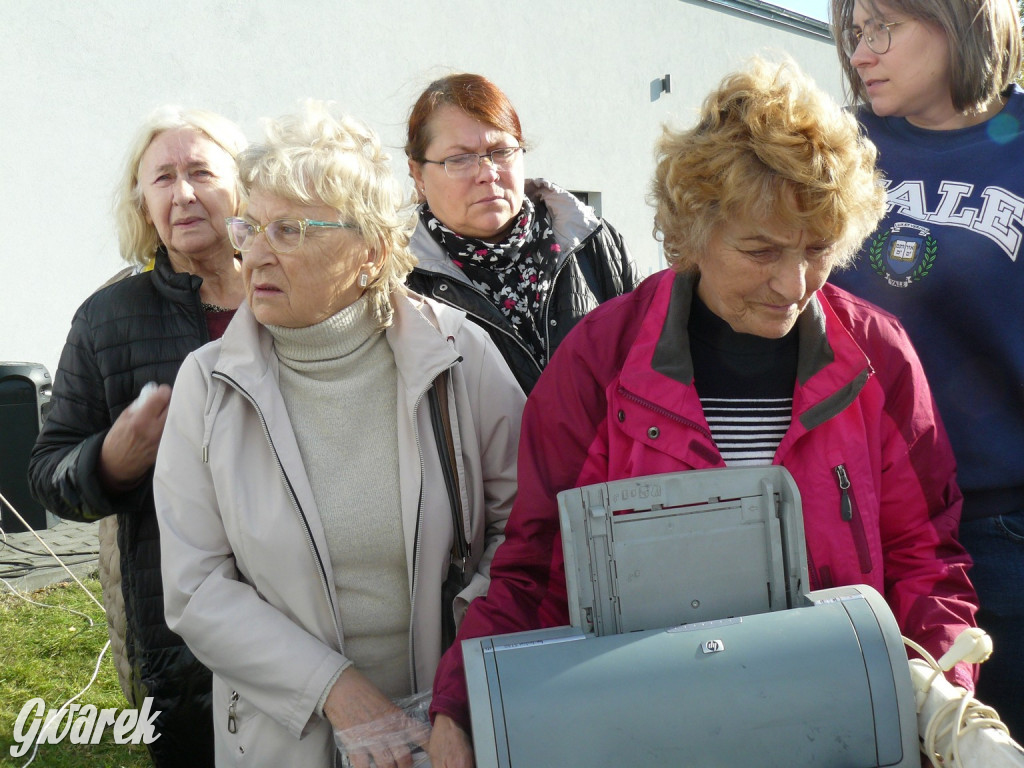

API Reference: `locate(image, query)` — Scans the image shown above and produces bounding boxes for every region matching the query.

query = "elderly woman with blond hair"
[153,101,523,767]
[30,106,247,767]
[426,59,978,766]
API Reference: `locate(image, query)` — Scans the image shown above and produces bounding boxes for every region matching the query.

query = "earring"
[358,272,369,288]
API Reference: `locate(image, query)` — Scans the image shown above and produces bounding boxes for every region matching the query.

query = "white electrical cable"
[903,631,1024,768]
[16,640,112,768]
[0,490,104,612]
[0,576,96,626]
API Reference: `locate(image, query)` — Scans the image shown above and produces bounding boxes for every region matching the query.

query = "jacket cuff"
[316,660,353,718]
[77,430,151,519]
[428,691,471,733]
[950,661,977,693]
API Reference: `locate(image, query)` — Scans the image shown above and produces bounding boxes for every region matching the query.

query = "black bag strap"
[427,372,469,573]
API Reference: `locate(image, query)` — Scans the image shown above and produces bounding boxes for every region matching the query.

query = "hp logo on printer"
[702,639,725,654]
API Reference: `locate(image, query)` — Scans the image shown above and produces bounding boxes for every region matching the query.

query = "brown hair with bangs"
[830,0,1023,113]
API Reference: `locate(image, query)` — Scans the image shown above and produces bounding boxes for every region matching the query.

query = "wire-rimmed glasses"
[225,217,354,253]
[420,146,524,179]
[840,18,908,57]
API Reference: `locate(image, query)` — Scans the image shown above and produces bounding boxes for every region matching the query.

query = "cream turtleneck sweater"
[267,295,411,702]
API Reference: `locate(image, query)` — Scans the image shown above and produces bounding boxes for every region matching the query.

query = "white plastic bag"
[335,690,432,768]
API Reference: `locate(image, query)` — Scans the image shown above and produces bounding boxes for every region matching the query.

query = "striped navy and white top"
[688,293,799,467]
[700,397,792,466]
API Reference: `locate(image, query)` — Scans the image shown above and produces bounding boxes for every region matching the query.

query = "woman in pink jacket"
[427,59,979,767]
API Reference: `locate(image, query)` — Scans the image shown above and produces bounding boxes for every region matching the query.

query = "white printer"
[462,467,919,767]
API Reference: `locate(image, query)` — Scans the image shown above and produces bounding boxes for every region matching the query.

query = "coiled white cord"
[904,628,1023,768]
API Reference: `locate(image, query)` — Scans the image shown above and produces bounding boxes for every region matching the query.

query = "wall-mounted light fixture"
[651,74,672,102]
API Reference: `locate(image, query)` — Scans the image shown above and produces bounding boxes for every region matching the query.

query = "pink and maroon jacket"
[432,269,978,730]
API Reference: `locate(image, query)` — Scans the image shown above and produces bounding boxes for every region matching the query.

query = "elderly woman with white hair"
[153,102,524,767]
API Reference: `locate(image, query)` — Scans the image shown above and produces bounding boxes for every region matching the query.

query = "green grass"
[0,575,152,768]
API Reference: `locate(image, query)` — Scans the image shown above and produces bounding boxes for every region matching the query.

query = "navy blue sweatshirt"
[830,86,1024,518]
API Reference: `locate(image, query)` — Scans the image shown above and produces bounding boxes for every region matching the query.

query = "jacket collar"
[212,286,462,398]
[386,287,463,393]
[792,289,872,431]
[411,177,601,284]
[151,246,203,302]
[621,270,871,431]
[526,177,600,249]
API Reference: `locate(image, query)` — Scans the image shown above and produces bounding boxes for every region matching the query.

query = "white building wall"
[0,0,839,378]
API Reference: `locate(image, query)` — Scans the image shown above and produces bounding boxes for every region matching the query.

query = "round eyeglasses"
[840,18,908,57]
[420,146,523,179]
[225,217,354,253]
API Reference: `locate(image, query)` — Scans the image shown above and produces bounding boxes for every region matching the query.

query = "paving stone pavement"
[0,519,100,594]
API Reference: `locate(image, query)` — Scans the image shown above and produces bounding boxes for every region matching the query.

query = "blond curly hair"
[651,59,885,273]
[238,101,417,328]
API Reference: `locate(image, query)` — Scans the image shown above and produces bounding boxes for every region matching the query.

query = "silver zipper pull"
[833,464,853,522]
[227,690,239,734]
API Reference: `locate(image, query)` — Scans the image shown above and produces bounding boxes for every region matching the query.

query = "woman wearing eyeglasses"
[405,73,640,393]
[153,101,523,767]
[829,0,1024,737]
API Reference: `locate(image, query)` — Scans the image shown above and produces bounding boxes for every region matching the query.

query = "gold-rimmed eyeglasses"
[840,18,909,57]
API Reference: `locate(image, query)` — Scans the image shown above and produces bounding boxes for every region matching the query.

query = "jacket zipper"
[835,464,853,521]
[617,385,714,440]
[406,378,431,692]
[832,464,873,574]
[213,373,347,734]
[426,224,602,377]
[429,283,542,379]
[227,690,239,733]
[538,229,600,355]
[211,373,344,650]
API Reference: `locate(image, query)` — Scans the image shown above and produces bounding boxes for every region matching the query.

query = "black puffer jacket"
[407,179,641,393]
[29,249,214,768]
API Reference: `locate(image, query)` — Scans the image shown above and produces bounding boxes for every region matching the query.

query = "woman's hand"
[427,714,474,768]
[99,384,172,492]
[326,667,429,768]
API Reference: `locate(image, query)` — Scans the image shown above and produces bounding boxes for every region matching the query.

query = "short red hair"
[405,74,524,161]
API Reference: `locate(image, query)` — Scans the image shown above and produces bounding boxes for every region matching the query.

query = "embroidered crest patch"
[868,222,938,288]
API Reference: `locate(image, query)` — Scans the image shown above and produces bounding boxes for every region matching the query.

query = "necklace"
[201,302,234,313]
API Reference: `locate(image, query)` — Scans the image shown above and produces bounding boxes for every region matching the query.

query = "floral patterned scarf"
[421,197,561,365]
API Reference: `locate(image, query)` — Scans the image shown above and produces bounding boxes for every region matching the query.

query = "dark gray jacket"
[29,248,214,768]
[407,179,641,393]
